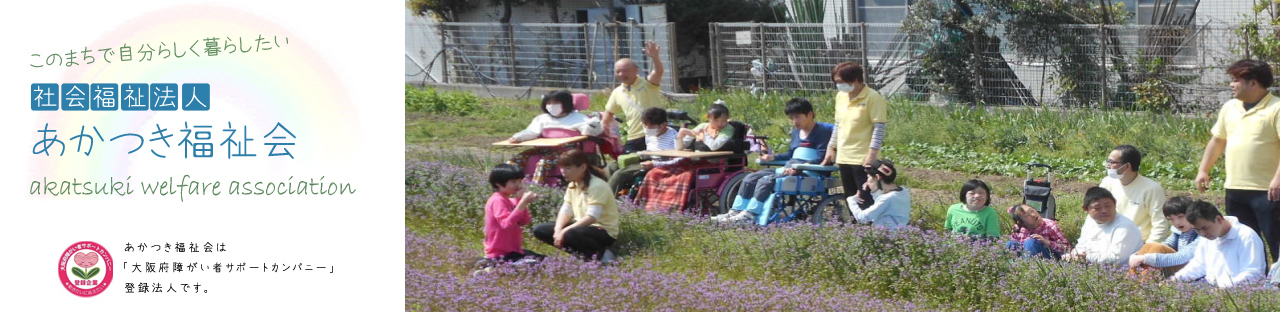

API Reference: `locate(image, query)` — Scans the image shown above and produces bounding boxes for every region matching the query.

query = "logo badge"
[58,241,113,297]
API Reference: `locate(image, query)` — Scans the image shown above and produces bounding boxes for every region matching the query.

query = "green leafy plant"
[405,85,481,116]
[71,267,100,280]
[1133,77,1173,112]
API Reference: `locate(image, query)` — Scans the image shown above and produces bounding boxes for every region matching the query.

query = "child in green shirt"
[945,179,1002,238]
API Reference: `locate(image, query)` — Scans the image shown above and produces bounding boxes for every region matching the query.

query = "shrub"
[405,85,481,116]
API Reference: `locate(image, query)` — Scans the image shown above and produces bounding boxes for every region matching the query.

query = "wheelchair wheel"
[811,194,851,225]
[716,172,748,216]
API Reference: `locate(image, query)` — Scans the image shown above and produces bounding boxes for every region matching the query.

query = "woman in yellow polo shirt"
[824,62,889,209]
[532,149,621,262]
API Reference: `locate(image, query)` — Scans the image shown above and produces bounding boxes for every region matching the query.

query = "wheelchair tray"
[637,150,734,160]
[492,136,588,147]
[792,164,838,172]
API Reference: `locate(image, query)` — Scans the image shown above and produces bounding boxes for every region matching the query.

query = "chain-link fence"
[710,22,1280,111]
[406,22,679,95]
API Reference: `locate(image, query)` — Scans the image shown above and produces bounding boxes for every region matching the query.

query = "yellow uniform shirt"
[1099,175,1169,243]
[564,176,621,237]
[1211,93,1280,191]
[834,87,889,165]
[606,76,665,141]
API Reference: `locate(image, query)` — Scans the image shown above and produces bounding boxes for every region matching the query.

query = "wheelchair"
[622,116,769,216]
[740,146,851,225]
[500,93,621,187]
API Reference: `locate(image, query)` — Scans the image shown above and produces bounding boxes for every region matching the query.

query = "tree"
[406,0,474,23]
[531,0,562,23]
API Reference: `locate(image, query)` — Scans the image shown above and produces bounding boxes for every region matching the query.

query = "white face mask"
[836,83,855,93]
[1106,168,1123,180]
[546,104,564,117]
[644,127,659,137]
[1104,161,1125,179]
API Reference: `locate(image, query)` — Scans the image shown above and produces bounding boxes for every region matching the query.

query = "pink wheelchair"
[504,93,621,187]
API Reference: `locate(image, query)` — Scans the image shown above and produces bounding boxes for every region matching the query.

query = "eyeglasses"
[1103,159,1125,166]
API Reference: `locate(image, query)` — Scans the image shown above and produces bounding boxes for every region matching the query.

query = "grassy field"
[405,86,1271,311]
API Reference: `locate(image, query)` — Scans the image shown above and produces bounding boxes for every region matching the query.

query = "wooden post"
[710,23,720,91]
[860,23,870,84]
[439,24,450,84]
[666,22,680,93]
[585,23,594,90]
[759,23,768,93]
[1099,25,1109,108]
[507,24,520,86]
[612,23,620,87]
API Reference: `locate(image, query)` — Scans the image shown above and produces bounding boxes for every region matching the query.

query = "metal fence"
[710,22,1280,110]
[406,22,679,95]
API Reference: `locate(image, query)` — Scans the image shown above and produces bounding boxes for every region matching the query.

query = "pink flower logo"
[74,252,99,268]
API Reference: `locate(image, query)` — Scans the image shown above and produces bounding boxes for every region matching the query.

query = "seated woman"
[531,149,620,262]
[506,90,603,184]
[714,98,833,223]
[944,179,1002,238]
[850,159,910,229]
[635,102,734,213]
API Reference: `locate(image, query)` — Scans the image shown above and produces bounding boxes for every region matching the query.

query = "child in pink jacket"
[482,164,544,264]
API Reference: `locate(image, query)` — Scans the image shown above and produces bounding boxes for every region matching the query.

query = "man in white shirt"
[1172,200,1266,288]
[1066,187,1144,265]
[1099,145,1170,243]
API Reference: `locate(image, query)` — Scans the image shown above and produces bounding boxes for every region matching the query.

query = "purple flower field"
[406,160,1280,311]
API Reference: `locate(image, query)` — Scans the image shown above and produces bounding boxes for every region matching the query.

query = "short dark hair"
[488,164,525,190]
[832,62,864,83]
[1113,145,1142,172]
[784,97,814,116]
[540,90,574,116]
[1161,196,1194,217]
[959,179,992,207]
[867,159,898,184]
[1185,200,1224,224]
[707,103,730,119]
[641,107,668,126]
[1227,59,1274,88]
[1008,204,1033,224]
[1082,187,1115,210]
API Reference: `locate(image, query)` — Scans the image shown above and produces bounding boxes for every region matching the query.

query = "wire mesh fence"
[406,22,679,95]
[710,22,1280,111]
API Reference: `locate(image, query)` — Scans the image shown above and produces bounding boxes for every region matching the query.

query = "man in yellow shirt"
[1196,59,1280,261]
[1100,145,1170,243]
[823,62,888,209]
[604,41,666,154]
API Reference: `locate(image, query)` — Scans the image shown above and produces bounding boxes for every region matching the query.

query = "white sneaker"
[727,211,757,223]
[711,211,737,222]
[471,267,494,276]
[600,250,617,264]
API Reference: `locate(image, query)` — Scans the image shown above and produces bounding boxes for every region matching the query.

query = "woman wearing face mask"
[509,90,602,143]
[850,159,911,229]
[506,91,604,184]
[823,62,889,212]
[944,179,1002,238]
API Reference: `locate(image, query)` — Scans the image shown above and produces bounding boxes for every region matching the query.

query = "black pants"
[623,138,647,154]
[838,164,873,209]
[1226,189,1280,262]
[532,222,616,261]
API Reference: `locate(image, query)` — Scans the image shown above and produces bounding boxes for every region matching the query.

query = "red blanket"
[635,163,695,213]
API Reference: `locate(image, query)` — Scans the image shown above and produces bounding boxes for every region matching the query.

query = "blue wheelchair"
[722,146,851,225]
